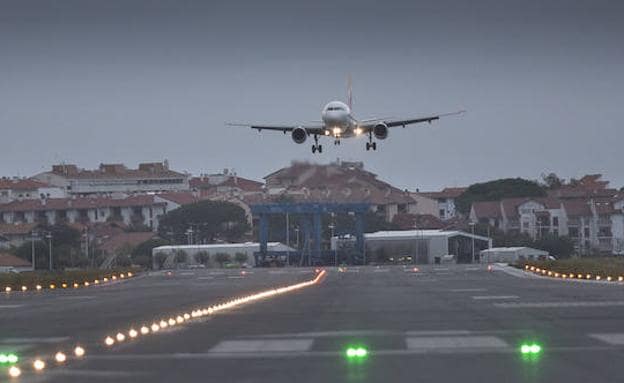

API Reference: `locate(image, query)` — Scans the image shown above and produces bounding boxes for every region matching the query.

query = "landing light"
[332,127,342,135]
[354,127,363,135]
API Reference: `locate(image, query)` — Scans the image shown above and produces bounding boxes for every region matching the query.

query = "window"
[439,209,445,218]
[584,227,590,237]
[569,227,579,237]
[552,217,559,226]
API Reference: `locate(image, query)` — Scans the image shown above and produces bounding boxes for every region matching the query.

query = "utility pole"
[469,222,476,263]
[328,223,336,266]
[45,232,53,271]
[31,230,37,271]
[285,212,290,267]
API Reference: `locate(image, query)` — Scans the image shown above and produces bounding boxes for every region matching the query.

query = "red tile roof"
[472,201,502,219]
[500,197,560,218]
[0,195,165,212]
[0,253,31,267]
[45,163,186,180]
[421,187,467,199]
[156,192,202,206]
[98,232,157,254]
[0,179,48,190]
[0,223,39,235]
[562,200,592,217]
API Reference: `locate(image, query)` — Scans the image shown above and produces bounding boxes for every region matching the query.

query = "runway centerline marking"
[448,288,487,292]
[0,304,24,309]
[472,295,519,300]
[589,333,624,345]
[406,336,509,350]
[209,339,314,353]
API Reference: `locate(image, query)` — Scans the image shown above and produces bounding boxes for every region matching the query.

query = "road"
[2,264,624,382]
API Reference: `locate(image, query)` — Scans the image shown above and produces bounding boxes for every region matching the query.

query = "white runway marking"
[0,304,24,309]
[227,276,244,279]
[406,336,508,350]
[449,288,487,292]
[208,272,225,276]
[589,333,624,345]
[373,268,389,273]
[247,330,393,339]
[268,270,286,274]
[495,301,624,308]
[465,267,480,271]
[406,330,472,336]
[433,267,449,271]
[210,339,314,353]
[179,272,195,276]
[197,276,214,280]
[472,295,519,300]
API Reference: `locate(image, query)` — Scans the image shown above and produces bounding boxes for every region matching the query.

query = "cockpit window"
[327,106,344,111]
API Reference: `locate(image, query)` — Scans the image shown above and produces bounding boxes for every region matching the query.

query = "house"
[0,223,39,249]
[0,178,65,203]
[32,162,190,196]
[0,195,167,231]
[0,253,32,273]
[421,187,467,220]
[262,160,417,222]
[190,169,263,198]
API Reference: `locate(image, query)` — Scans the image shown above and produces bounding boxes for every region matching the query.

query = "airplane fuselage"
[321,100,362,138]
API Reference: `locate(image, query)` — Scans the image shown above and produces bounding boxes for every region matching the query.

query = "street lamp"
[30,230,39,271]
[469,222,476,264]
[45,232,53,271]
[328,223,337,266]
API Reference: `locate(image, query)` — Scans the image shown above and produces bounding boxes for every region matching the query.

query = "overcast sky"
[1,0,622,191]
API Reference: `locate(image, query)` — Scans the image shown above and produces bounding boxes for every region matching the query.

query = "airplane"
[228,78,464,153]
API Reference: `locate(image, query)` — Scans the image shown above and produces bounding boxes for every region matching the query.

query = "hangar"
[334,229,492,264]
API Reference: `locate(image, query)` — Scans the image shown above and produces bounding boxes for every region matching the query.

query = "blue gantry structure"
[251,202,370,266]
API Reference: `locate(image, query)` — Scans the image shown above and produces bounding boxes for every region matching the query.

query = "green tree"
[234,252,248,265]
[541,173,565,189]
[215,252,231,267]
[196,251,211,266]
[158,200,250,244]
[174,250,188,264]
[131,238,171,269]
[532,235,575,259]
[456,178,547,215]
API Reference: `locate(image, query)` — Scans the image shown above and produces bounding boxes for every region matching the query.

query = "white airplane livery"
[229,79,464,153]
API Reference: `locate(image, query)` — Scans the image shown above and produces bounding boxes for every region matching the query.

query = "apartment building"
[421,187,467,220]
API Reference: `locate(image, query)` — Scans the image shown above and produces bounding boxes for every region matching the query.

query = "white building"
[421,187,467,220]
[0,178,65,203]
[152,242,296,269]
[479,247,549,263]
[33,162,189,196]
[334,229,491,264]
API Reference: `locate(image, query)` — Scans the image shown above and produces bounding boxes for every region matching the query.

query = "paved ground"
[3,264,624,382]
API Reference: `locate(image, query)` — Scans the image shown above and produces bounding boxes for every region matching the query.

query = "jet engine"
[373,123,389,140]
[291,127,307,144]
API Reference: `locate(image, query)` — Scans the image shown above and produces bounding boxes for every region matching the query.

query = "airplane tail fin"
[347,74,353,110]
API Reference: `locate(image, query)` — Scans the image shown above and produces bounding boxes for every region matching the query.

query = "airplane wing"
[359,110,465,129]
[226,123,325,135]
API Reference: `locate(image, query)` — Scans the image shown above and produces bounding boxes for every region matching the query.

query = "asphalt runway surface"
[2,264,624,383]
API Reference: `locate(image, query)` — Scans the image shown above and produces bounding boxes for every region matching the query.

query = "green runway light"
[345,347,368,358]
[0,353,19,364]
[520,343,542,355]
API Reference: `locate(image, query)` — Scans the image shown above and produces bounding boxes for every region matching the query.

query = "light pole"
[328,223,337,266]
[45,232,53,271]
[469,222,476,263]
[285,212,290,267]
[30,230,38,271]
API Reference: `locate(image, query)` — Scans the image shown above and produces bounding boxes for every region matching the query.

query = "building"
[469,178,624,255]
[0,195,167,231]
[0,178,65,203]
[33,162,189,196]
[151,242,295,269]
[333,229,491,264]
[190,169,264,198]
[479,247,549,263]
[262,160,417,222]
[0,253,32,273]
[0,223,39,249]
[421,187,467,220]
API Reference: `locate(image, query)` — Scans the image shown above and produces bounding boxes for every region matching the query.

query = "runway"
[3,264,624,382]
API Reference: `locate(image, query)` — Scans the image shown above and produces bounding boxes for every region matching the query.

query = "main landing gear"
[311,135,323,153]
[366,132,377,151]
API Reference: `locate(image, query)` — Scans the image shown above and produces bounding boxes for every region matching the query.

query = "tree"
[541,173,564,189]
[214,252,231,267]
[12,241,49,270]
[158,200,250,244]
[455,178,547,215]
[131,238,171,269]
[196,251,211,266]
[532,235,575,259]
[234,252,248,265]
[174,250,188,265]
